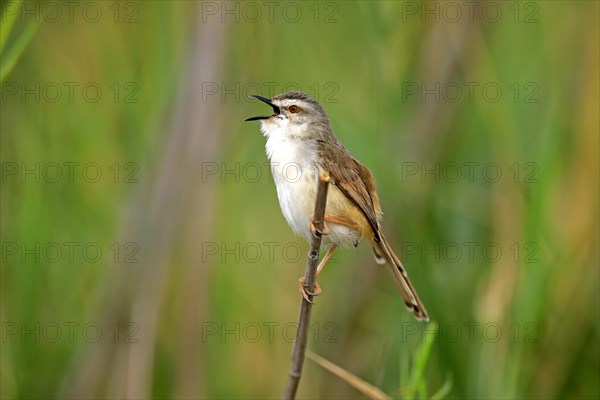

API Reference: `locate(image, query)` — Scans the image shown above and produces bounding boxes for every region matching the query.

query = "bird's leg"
[323,214,356,228]
[308,214,356,236]
[316,244,337,275]
[309,213,330,237]
[301,214,355,302]
[299,244,338,302]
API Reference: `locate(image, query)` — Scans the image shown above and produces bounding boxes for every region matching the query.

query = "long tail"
[373,233,429,321]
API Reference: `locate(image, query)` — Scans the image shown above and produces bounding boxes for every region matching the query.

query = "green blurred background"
[1,1,598,398]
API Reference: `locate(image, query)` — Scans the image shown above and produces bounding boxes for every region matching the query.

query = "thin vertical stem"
[283,171,330,400]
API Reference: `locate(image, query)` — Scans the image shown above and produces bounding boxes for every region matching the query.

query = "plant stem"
[282,171,330,400]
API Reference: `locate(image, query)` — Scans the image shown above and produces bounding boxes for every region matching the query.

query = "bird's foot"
[309,214,330,237]
[298,277,322,303]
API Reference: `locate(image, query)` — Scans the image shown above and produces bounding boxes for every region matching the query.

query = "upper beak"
[244,95,281,121]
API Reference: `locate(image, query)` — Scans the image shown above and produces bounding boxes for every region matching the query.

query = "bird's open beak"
[244,95,281,121]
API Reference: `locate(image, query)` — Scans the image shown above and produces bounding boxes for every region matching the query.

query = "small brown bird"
[245,91,429,321]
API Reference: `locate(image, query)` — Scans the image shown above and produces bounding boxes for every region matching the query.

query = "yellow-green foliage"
[1,1,598,398]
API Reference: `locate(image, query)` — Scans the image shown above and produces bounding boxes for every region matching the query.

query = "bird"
[245,91,429,321]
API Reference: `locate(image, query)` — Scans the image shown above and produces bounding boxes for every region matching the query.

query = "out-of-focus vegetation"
[1,1,598,399]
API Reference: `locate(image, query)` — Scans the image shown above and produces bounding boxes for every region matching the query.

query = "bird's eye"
[288,105,300,113]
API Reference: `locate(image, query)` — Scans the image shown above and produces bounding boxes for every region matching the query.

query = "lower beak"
[244,95,280,121]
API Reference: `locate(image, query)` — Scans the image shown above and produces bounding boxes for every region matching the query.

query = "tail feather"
[373,234,429,321]
[372,244,386,265]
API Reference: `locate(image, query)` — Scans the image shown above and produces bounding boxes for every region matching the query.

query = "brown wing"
[317,140,382,242]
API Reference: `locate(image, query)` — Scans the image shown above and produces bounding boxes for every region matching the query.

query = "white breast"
[265,132,318,241]
[263,124,360,248]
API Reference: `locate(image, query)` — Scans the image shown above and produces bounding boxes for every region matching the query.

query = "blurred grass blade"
[0,6,41,83]
[0,0,21,50]
[404,322,437,400]
[430,373,453,400]
[399,345,409,393]
[306,350,391,400]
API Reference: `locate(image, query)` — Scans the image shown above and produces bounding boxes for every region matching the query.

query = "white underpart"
[261,117,360,248]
